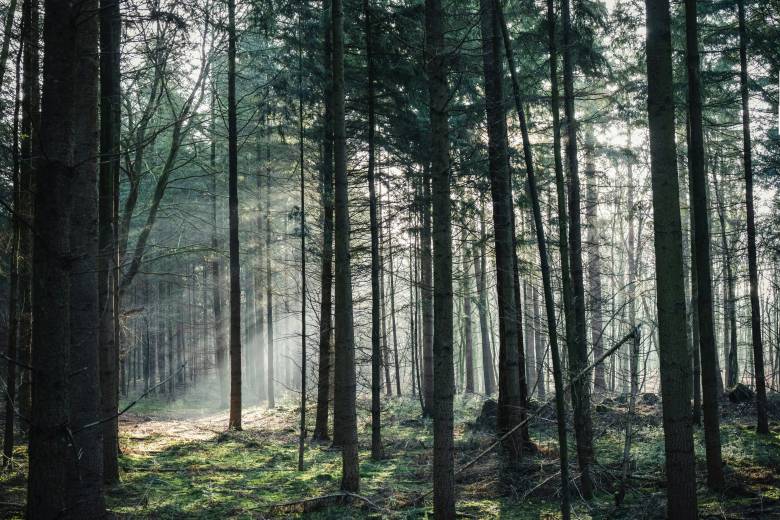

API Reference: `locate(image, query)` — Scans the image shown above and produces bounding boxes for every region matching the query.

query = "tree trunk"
[584,131,604,394]
[474,202,495,395]
[331,0,359,492]
[737,0,769,434]
[17,0,39,429]
[479,0,524,461]
[365,0,383,461]
[463,247,475,394]
[684,0,724,490]
[266,123,275,409]
[533,286,545,399]
[425,0,455,513]
[387,209,402,396]
[28,2,79,514]
[421,166,434,416]
[644,0,699,514]
[297,23,307,470]
[313,0,334,443]
[497,1,570,512]
[226,0,242,431]
[561,0,594,497]
[99,0,121,484]
[524,281,536,392]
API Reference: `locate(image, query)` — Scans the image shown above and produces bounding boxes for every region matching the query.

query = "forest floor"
[1,388,779,519]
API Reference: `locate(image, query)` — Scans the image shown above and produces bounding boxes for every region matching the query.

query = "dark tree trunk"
[561,0,594,496]
[421,167,434,416]
[331,0,360,492]
[387,211,402,396]
[584,132,604,394]
[497,1,570,513]
[684,0,724,490]
[478,0,524,461]
[266,127,275,409]
[365,0,383,461]
[644,0,699,515]
[474,203,495,396]
[17,0,39,428]
[99,0,121,484]
[210,95,228,408]
[737,0,769,435]
[226,0,242,431]
[297,25,307,470]
[68,5,106,514]
[28,1,80,514]
[313,0,334,442]
[463,248,475,394]
[425,0,455,513]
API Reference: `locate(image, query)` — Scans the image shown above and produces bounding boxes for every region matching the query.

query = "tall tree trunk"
[266,124,275,409]
[497,1,570,513]
[479,0,524,461]
[561,0,594,497]
[313,0,334,442]
[644,0,699,515]
[0,0,18,88]
[17,0,39,428]
[331,0,360,492]
[584,131,605,394]
[379,191,392,396]
[365,0,383,461]
[99,0,121,484]
[3,73,20,466]
[226,0,242,431]
[297,23,307,470]
[387,210,402,396]
[474,201,495,395]
[737,0,769,434]
[533,286,546,398]
[27,1,79,514]
[463,247,475,394]
[713,164,738,387]
[425,0,455,513]
[684,0,724,490]
[254,143,267,403]
[210,94,228,407]
[68,5,106,513]
[524,281,536,392]
[421,167,434,415]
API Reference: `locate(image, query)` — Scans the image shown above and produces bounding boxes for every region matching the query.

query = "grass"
[1,387,779,519]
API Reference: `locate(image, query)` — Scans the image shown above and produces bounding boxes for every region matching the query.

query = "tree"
[684,0,724,490]
[98,0,121,484]
[227,0,242,431]
[313,0,334,442]
[737,0,769,435]
[644,0,698,515]
[561,0,594,496]
[478,0,524,461]
[331,0,360,492]
[425,0,455,514]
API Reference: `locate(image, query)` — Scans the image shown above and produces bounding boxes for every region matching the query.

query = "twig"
[1,352,34,371]
[73,362,187,434]
[265,491,390,516]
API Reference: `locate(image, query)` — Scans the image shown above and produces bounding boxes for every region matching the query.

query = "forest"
[0,0,778,518]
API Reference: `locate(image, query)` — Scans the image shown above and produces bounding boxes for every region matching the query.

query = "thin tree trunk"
[365,0,383,461]
[474,201,495,395]
[497,2,569,513]
[99,0,121,484]
[584,131,604,394]
[737,0,769,434]
[332,0,359,492]
[463,247,475,394]
[0,0,18,88]
[421,166,434,416]
[387,210,402,396]
[644,0,699,514]
[297,23,307,470]
[684,0,724,490]
[266,122,275,409]
[561,0,594,497]
[313,0,334,442]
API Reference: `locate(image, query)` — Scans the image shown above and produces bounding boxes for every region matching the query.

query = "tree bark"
[421,166,434,416]
[425,0,455,513]
[684,0,724,490]
[479,0,524,462]
[474,201,495,395]
[644,0,699,515]
[365,0,383,461]
[331,0,360,492]
[737,0,769,435]
[561,0,594,497]
[313,0,334,442]
[584,132,604,394]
